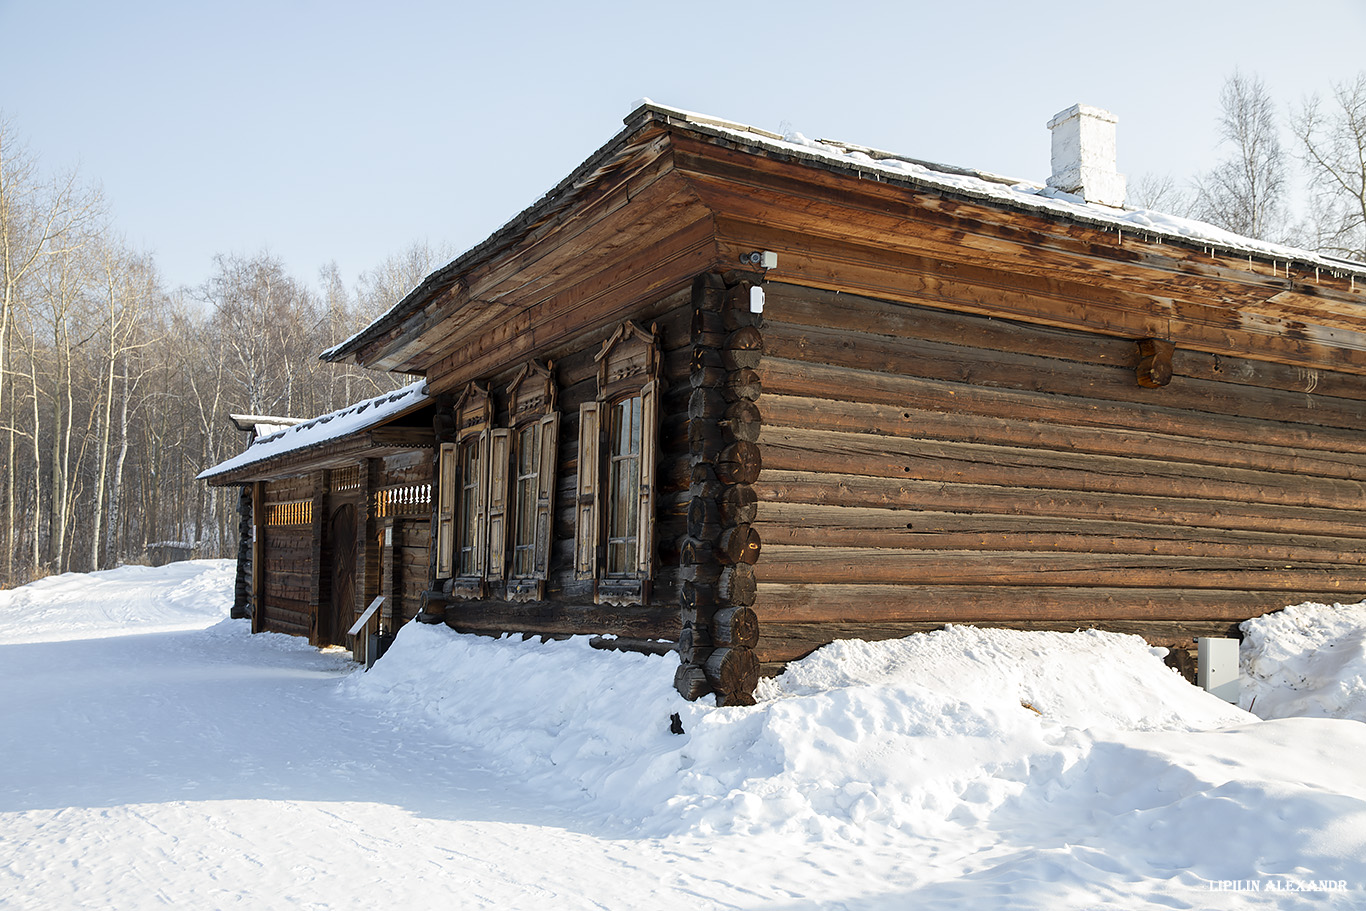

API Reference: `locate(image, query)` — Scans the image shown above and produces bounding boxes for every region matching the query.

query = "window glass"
[606,395,642,576]
[458,439,481,576]
[512,423,539,577]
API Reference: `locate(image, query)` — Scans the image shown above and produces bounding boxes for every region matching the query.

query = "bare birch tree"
[1293,73,1366,262]
[1193,72,1290,242]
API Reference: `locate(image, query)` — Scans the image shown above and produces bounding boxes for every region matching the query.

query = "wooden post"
[309,471,327,647]
[251,481,266,634]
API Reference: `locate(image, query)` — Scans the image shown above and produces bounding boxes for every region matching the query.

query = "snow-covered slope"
[2,563,1364,909]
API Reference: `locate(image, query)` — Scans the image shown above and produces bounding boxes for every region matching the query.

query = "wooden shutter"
[574,402,600,581]
[533,411,560,582]
[636,380,659,578]
[486,428,511,580]
[436,443,456,578]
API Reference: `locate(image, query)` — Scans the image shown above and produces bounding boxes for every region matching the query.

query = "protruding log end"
[703,646,760,700]
[1136,338,1175,388]
[712,606,759,648]
[717,524,761,565]
[674,662,712,701]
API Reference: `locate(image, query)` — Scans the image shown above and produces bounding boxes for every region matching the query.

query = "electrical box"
[1197,637,1240,703]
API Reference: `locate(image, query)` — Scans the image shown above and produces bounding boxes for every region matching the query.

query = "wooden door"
[329,503,357,646]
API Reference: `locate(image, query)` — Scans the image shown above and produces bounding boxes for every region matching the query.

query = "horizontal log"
[753,501,1366,565]
[589,636,676,657]
[759,356,1366,457]
[756,469,1366,540]
[759,544,1366,591]
[761,318,1366,433]
[754,618,1249,666]
[762,283,1366,405]
[760,425,1366,513]
[760,393,1366,483]
[445,600,681,642]
[752,582,1341,625]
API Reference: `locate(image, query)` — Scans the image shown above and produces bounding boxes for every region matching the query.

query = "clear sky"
[2,0,1364,294]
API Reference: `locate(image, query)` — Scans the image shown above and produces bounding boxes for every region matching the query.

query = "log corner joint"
[1135,338,1175,388]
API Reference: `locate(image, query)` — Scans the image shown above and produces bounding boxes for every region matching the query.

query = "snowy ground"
[2,562,1365,909]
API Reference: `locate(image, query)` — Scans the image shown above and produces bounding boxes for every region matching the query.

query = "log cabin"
[205,101,1366,704]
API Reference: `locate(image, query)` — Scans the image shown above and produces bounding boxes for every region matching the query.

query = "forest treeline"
[0,113,452,587]
[1,72,1363,589]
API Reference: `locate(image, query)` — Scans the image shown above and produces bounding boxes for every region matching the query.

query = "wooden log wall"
[751,282,1366,670]
[260,476,315,638]
[440,288,693,645]
[674,272,764,705]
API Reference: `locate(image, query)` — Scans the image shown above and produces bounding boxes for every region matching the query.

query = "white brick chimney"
[1046,104,1126,208]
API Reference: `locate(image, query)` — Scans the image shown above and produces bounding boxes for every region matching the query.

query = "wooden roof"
[201,382,433,485]
[324,103,1366,387]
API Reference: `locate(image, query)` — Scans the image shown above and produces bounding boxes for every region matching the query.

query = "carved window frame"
[498,361,560,603]
[575,321,660,606]
[437,383,492,599]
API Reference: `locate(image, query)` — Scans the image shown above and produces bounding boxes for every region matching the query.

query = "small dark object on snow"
[669,712,685,735]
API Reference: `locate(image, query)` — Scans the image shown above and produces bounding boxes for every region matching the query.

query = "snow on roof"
[228,414,306,437]
[651,100,1366,276]
[326,101,1366,367]
[198,380,430,481]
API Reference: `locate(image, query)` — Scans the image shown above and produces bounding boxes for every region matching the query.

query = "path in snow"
[0,588,923,909]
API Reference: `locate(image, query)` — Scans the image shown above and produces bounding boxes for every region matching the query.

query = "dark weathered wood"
[704,646,760,697]
[688,387,727,420]
[719,485,758,527]
[680,579,717,614]
[717,525,762,565]
[712,606,759,648]
[722,325,764,370]
[716,441,762,485]
[723,368,762,403]
[687,497,722,532]
[674,663,712,700]
[589,636,676,657]
[718,564,757,605]
[722,400,762,443]
[692,308,728,347]
[445,600,681,641]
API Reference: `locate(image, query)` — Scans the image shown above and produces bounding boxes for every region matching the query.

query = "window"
[605,395,642,576]
[499,361,559,601]
[435,384,491,597]
[512,422,539,577]
[457,438,482,576]
[575,322,660,605]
